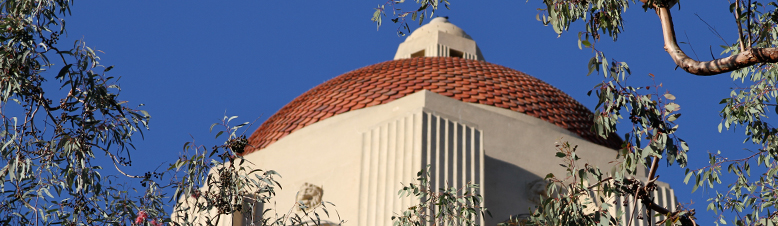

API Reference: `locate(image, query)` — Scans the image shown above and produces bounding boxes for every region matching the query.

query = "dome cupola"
[394,17,484,60]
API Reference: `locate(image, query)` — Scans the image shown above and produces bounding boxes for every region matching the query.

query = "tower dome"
[245,57,621,154]
[197,17,673,226]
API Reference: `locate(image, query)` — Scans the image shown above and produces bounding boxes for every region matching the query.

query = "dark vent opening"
[449,49,464,58]
[411,50,425,58]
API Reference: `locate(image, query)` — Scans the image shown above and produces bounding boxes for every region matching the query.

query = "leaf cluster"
[169,116,342,226]
[392,165,490,226]
[372,0,451,36]
[0,0,150,224]
[516,142,624,226]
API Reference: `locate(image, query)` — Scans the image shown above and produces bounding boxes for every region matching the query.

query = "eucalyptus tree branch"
[637,157,699,226]
[585,176,613,190]
[107,151,143,179]
[734,0,747,53]
[746,0,753,46]
[627,157,660,226]
[625,183,641,226]
[647,155,660,181]
[645,0,778,75]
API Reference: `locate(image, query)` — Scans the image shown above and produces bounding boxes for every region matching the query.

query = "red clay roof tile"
[245,57,621,154]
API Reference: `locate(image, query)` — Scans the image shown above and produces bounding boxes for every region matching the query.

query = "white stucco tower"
[196,17,680,226]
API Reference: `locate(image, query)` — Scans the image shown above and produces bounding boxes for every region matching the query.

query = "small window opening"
[449,49,464,58]
[411,50,425,58]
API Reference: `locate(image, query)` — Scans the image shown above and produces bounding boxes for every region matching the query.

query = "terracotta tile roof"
[245,57,621,154]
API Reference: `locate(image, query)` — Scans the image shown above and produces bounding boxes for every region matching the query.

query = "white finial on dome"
[394,17,484,60]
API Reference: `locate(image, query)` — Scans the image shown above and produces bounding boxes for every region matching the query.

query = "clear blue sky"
[62,1,754,223]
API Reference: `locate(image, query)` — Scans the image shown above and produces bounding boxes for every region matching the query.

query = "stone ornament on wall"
[526,179,550,205]
[296,183,323,212]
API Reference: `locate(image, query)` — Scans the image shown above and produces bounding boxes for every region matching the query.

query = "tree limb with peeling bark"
[647,0,778,75]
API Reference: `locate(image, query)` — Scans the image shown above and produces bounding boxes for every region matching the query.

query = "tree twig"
[747,0,753,47]
[695,13,729,46]
[735,0,747,52]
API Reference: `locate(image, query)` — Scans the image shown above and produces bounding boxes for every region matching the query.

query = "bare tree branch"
[734,0,747,52]
[747,0,753,47]
[637,157,699,226]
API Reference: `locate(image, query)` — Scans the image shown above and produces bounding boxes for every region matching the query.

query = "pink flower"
[150,219,163,226]
[135,210,148,224]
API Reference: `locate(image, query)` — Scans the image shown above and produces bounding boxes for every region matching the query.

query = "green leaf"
[587,57,597,76]
[555,152,566,158]
[684,171,694,184]
[667,113,681,122]
[42,188,53,198]
[56,64,73,80]
[581,40,591,48]
[665,102,680,112]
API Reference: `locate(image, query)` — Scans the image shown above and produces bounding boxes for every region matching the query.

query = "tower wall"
[235,91,653,225]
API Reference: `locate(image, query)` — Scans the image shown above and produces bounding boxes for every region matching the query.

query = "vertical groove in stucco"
[386,121,397,223]
[613,196,629,225]
[455,124,463,196]
[432,114,440,209]
[436,116,445,196]
[418,112,485,225]
[358,112,425,226]
[473,129,478,212]
[475,128,483,210]
[410,112,422,210]
[612,182,676,226]
[465,127,472,199]
[403,113,415,210]
[394,118,405,216]
[358,132,370,226]
[376,125,389,225]
[358,112,484,226]
[447,120,454,195]
[367,128,379,225]
[669,186,676,213]
[422,112,430,209]
[443,118,450,195]
[653,188,662,224]
[463,52,473,60]
[654,185,676,224]
[625,196,632,226]
[615,196,625,226]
